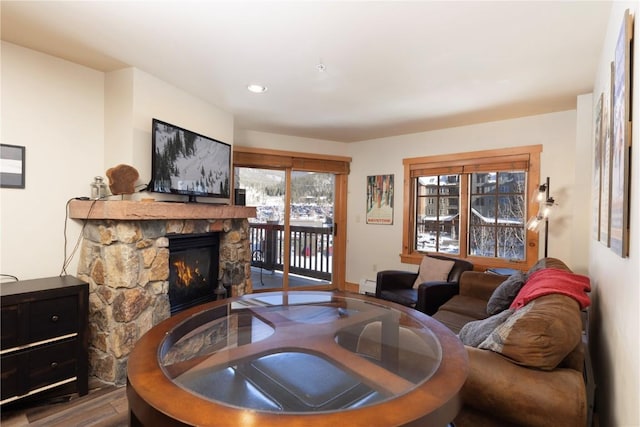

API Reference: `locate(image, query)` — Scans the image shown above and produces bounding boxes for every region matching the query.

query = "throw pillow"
[486,272,527,315]
[478,294,583,370]
[526,257,569,275]
[412,256,456,289]
[458,309,514,347]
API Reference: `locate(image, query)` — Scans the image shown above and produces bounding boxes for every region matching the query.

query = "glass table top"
[159,292,443,413]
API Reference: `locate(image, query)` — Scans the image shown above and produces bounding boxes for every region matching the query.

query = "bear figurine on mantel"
[106,164,139,195]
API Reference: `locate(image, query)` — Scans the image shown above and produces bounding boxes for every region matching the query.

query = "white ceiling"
[1,1,611,142]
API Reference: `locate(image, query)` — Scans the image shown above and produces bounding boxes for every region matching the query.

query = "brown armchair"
[375,255,473,313]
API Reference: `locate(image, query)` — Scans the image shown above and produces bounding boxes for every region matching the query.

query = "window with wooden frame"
[402,145,542,271]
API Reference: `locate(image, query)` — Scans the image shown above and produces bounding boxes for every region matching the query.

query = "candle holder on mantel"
[214,279,227,300]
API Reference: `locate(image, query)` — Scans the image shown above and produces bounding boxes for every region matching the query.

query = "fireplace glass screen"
[168,233,220,315]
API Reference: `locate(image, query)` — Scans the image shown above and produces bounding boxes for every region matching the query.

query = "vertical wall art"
[366,174,394,225]
[600,64,614,247]
[593,93,603,241]
[0,144,26,188]
[610,9,633,258]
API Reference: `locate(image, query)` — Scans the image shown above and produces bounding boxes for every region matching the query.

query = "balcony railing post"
[264,224,278,271]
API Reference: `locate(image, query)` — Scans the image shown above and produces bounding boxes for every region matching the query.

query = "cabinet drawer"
[28,339,78,392]
[0,353,19,401]
[29,295,78,342]
[1,304,20,349]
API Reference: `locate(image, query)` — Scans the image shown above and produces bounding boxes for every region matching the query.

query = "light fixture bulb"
[247,84,267,93]
[540,198,555,218]
[526,216,542,231]
[532,184,547,203]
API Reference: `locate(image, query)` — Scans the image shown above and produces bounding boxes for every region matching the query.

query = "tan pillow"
[527,257,570,275]
[412,256,456,289]
[478,294,582,370]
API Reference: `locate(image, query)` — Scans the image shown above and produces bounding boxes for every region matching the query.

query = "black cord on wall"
[0,274,19,283]
[60,197,99,276]
[59,185,149,276]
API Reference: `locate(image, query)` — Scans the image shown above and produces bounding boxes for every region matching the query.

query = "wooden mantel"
[68,200,256,221]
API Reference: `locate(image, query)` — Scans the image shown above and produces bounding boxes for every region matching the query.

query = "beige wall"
[573,93,594,274]
[104,68,134,169]
[0,42,104,279]
[234,129,348,156]
[588,2,640,426]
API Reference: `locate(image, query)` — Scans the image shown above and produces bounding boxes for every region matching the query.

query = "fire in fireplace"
[168,232,220,315]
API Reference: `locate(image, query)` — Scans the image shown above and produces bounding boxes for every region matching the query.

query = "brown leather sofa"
[427,258,591,427]
[375,255,473,310]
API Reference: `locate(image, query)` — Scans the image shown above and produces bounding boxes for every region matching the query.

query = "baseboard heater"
[358,278,376,296]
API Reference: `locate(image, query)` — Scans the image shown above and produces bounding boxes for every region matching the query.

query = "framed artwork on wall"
[609,9,633,258]
[0,144,26,189]
[366,174,394,225]
[600,63,614,247]
[592,93,603,241]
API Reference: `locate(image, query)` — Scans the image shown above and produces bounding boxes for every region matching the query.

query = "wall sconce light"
[526,176,555,257]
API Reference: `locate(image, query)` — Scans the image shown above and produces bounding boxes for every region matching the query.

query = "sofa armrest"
[415,281,459,315]
[375,270,417,298]
[458,271,505,301]
[459,346,587,427]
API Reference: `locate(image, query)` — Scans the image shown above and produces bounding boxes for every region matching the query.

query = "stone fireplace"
[69,200,256,385]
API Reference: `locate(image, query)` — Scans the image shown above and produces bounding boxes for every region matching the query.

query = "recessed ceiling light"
[247,84,268,93]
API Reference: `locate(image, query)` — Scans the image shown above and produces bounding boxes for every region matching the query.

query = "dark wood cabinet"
[1,275,88,405]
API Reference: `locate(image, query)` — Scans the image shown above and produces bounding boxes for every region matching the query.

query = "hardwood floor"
[0,379,127,427]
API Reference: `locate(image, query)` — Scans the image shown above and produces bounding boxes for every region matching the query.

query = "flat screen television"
[150,118,231,203]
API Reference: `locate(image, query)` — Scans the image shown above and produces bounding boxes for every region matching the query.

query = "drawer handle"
[50,315,60,322]
[50,361,58,369]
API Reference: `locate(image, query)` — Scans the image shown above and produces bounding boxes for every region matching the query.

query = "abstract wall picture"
[0,144,25,189]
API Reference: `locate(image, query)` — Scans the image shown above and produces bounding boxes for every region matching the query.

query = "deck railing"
[249,223,333,280]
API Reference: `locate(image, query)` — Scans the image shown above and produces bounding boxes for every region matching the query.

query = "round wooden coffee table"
[127,291,468,426]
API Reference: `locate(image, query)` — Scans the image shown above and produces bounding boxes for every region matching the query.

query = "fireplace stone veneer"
[69,201,256,385]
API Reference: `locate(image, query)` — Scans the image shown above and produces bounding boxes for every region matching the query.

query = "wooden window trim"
[402,145,542,271]
[233,146,351,174]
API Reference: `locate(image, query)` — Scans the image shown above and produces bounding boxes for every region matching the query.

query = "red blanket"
[510,268,591,310]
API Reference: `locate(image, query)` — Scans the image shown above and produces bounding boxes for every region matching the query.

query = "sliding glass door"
[236,167,335,291]
[239,167,286,289]
[289,171,334,286]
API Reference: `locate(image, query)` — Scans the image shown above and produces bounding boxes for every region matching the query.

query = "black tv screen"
[151,119,231,203]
